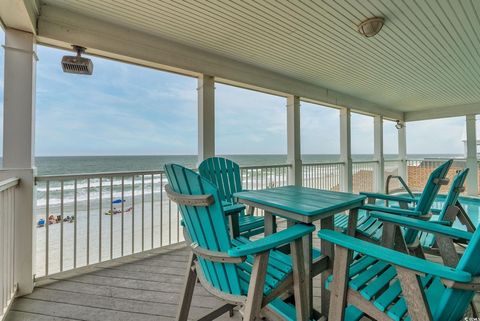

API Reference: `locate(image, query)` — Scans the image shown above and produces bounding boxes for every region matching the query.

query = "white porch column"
[465,115,478,195]
[340,108,352,192]
[374,115,385,193]
[197,74,215,164]
[286,95,302,186]
[398,122,407,180]
[2,28,37,295]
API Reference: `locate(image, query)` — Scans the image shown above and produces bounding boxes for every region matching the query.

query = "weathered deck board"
[6,221,479,321]
[7,245,238,321]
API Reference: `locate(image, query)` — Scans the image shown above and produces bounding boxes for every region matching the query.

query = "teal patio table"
[234,185,366,318]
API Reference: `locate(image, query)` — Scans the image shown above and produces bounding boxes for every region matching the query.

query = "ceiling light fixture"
[61,45,93,75]
[357,17,385,37]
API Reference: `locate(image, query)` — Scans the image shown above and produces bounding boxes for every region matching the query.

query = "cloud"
[407,117,465,155]
[215,83,287,154]
[35,45,198,156]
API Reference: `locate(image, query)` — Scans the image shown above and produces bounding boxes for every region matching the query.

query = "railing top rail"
[36,169,166,181]
[352,160,379,164]
[406,158,466,161]
[35,164,292,181]
[0,177,19,192]
[239,164,291,170]
[302,161,344,166]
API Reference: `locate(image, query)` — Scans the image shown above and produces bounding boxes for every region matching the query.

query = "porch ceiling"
[37,0,480,113]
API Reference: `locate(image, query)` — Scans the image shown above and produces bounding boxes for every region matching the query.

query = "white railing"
[240,164,290,190]
[406,158,466,193]
[384,159,403,192]
[302,162,343,190]
[352,160,377,193]
[35,170,179,278]
[0,177,19,320]
[34,164,291,278]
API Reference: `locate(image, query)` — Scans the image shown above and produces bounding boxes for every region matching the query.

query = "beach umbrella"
[112,199,125,204]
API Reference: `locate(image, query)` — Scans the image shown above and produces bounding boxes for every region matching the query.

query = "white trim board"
[405,103,480,122]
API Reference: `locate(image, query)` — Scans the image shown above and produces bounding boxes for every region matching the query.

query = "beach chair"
[320,211,479,321]
[417,168,474,254]
[199,157,265,238]
[363,168,470,256]
[164,164,315,321]
[335,159,453,243]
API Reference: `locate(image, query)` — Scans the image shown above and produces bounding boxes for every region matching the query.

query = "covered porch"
[1,1,480,321]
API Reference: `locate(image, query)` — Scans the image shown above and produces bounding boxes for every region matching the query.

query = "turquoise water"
[397,193,480,228]
[435,195,480,228]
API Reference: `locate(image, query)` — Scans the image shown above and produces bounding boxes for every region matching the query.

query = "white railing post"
[340,108,352,192]
[374,115,384,192]
[197,74,215,165]
[287,95,302,186]
[2,28,37,295]
[398,121,407,181]
[465,115,478,195]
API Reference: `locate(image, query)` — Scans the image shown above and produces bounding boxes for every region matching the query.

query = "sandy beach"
[35,195,183,277]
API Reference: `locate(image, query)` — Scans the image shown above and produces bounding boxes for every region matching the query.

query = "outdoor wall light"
[395,120,404,129]
[357,17,385,37]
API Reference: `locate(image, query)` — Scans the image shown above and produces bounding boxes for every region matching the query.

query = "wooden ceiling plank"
[345,0,478,99]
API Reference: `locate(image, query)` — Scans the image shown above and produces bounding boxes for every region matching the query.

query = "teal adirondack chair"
[320,211,480,321]
[361,168,470,256]
[199,157,265,237]
[335,159,453,245]
[417,168,471,253]
[164,164,315,321]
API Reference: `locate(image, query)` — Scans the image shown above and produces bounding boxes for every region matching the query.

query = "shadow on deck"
[5,226,479,321]
[6,241,326,321]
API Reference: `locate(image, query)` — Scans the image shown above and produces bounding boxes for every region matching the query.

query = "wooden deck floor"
[5,233,479,321]
[5,238,325,321]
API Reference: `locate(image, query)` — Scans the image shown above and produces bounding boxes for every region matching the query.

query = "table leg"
[304,229,313,318]
[323,209,358,318]
[264,211,276,236]
[319,215,334,317]
[346,208,359,237]
[228,213,240,239]
[287,220,313,319]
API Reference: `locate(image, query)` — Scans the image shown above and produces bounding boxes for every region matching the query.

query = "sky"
[0,28,469,156]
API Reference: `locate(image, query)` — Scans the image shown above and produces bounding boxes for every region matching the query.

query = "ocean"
[34,154,461,175]
[32,153,463,276]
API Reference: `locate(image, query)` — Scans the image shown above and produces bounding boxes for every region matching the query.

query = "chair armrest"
[191,243,246,263]
[228,224,315,257]
[361,204,423,217]
[360,192,416,204]
[318,230,471,283]
[442,277,480,291]
[430,220,451,226]
[222,202,246,216]
[370,212,472,242]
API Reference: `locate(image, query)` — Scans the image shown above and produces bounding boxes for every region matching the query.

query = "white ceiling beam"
[404,102,480,122]
[36,5,403,120]
[0,0,39,34]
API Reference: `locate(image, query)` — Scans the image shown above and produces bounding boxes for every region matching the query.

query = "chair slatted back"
[164,164,242,295]
[437,168,469,221]
[403,160,453,244]
[434,226,480,321]
[199,157,243,204]
[417,169,469,247]
[413,159,453,214]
